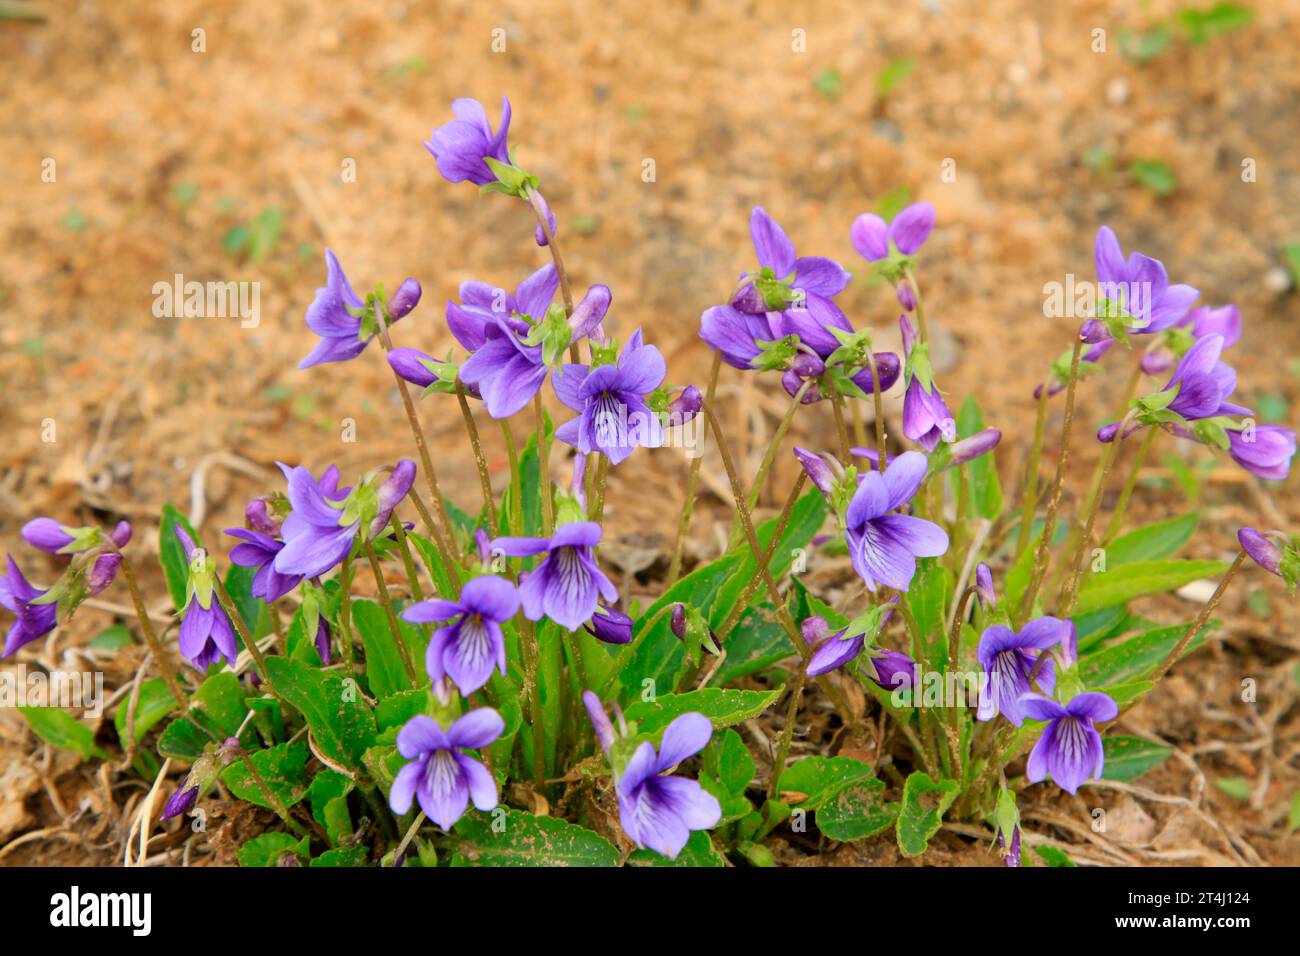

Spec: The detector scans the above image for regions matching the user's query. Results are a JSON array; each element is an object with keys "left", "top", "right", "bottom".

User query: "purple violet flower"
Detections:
[
  {"left": 387, "top": 347, "right": 440, "bottom": 389},
  {"left": 1, "top": 556, "right": 58, "bottom": 658},
  {"left": 850, "top": 202, "right": 936, "bottom": 262},
  {"left": 613, "top": 711, "right": 722, "bottom": 859},
  {"left": 423, "top": 97, "right": 512, "bottom": 187},
  {"left": 900, "top": 316, "right": 956, "bottom": 451},
  {"left": 225, "top": 527, "right": 301, "bottom": 604},
  {"left": 844, "top": 451, "right": 949, "bottom": 592},
  {"left": 272, "top": 460, "right": 415, "bottom": 580},
  {"left": 1021, "top": 691, "right": 1118, "bottom": 794},
  {"left": 87, "top": 552, "right": 122, "bottom": 595},
  {"left": 20, "top": 518, "right": 76, "bottom": 554},
  {"left": 974, "top": 564, "right": 996, "bottom": 608},
  {"left": 389, "top": 710, "right": 503, "bottom": 830},
  {"left": 1082, "top": 226, "right": 1198, "bottom": 340},
  {"left": 403, "top": 575, "right": 520, "bottom": 696},
  {"left": 161, "top": 785, "right": 199, "bottom": 821},
  {"left": 1238, "top": 527, "right": 1282, "bottom": 575},
  {"left": 1158, "top": 334, "right": 1250, "bottom": 422},
  {"left": 492, "top": 522, "right": 617, "bottom": 632},
  {"left": 976, "top": 617, "right": 1067, "bottom": 726},
  {"left": 245, "top": 498, "right": 281, "bottom": 537},
  {"left": 552, "top": 330, "right": 666, "bottom": 464},
  {"left": 173, "top": 527, "right": 239, "bottom": 672},
  {"left": 1228, "top": 424, "right": 1295, "bottom": 480},
  {"left": 299, "top": 251, "right": 416, "bottom": 370},
  {"left": 585, "top": 605, "right": 633, "bottom": 645}
]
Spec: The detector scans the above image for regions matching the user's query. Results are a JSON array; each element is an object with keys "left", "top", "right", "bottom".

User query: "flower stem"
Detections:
[
  {"left": 824, "top": 375, "right": 852, "bottom": 463},
  {"left": 1017, "top": 336, "right": 1083, "bottom": 623},
  {"left": 407, "top": 490, "right": 461, "bottom": 591},
  {"left": 767, "top": 663, "right": 809, "bottom": 800},
  {"left": 1101, "top": 424, "right": 1159, "bottom": 544},
  {"left": 518, "top": 616, "right": 547, "bottom": 791},
  {"left": 906, "top": 271, "right": 930, "bottom": 344},
  {"left": 729, "top": 379, "right": 808, "bottom": 546},
  {"left": 587, "top": 453, "right": 609, "bottom": 525},
  {"left": 362, "top": 540, "right": 419, "bottom": 688},
  {"left": 212, "top": 577, "right": 275, "bottom": 695},
  {"left": 534, "top": 392, "right": 555, "bottom": 534},
  {"left": 1056, "top": 442, "right": 1120, "bottom": 616},
  {"left": 666, "top": 352, "right": 722, "bottom": 586},
  {"left": 389, "top": 514, "right": 426, "bottom": 604},
  {"left": 524, "top": 186, "right": 580, "bottom": 364},
  {"left": 1146, "top": 550, "right": 1246, "bottom": 689},
  {"left": 238, "top": 748, "right": 307, "bottom": 836},
  {"left": 1015, "top": 382, "right": 1050, "bottom": 558},
  {"left": 456, "top": 380, "right": 498, "bottom": 531},
  {"left": 499, "top": 419, "right": 524, "bottom": 535},
  {"left": 116, "top": 554, "right": 187, "bottom": 711},
  {"left": 337, "top": 556, "right": 356, "bottom": 675},
  {"left": 863, "top": 351, "right": 889, "bottom": 468}
]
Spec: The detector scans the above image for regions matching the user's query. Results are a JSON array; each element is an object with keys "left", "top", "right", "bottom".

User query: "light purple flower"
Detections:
[
  {"left": 614, "top": 712, "right": 722, "bottom": 859},
  {"left": 446, "top": 264, "right": 556, "bottom": 353},
  {"left": 387, "top": 347, "right": 440, "bottom": 389},
  {"left": 403, "top": 575, "right": 520, "bottom": 695},
  {"left": 1085, "top": 225, "right": 1198, "bottom": 337},
  {"left": 20, "top": 518, "right": 76, "bottom": 554},
  {"left": 850, "top": 202, "right": 936, "bottom": 261},
  {"left": 1228, "top": 424, "right": 1295, "bottom": 480},
  {"left": 844, "top": 451, "right": 949, "bottom": 592},
  {"left": 178, "top": 597, "right": 239, "bottom": 672},
  {"left": 552, "top": 330, "right": 666, "bottom": 464},
  {"left": 389, "top": 710, "right": 503, "bottom": 830},
  {"left": 423, "top": 97, "right": 512, "bottom": 187},
  {"left": 583, "top": 690, "right": 617, "bottom": 755},
  {"left": 299, "top": 251, "right": 415, "bottom": 370},
  {"left": 1, "top": 556, "right": 58, "bottom": 658},
  {"left": 1021, "top": 691, "right": 1118, "bottom": 794},
  {"left": 492, "top": 522, "right": 618, "bottom": 631},
  {"left": 793, "top": 446, "right": 837, "bottom": 497},
  {"left": 273, "top": 460, "right": 415, "bottom": 579},
  {"left": 900, "top": 317, "right": 956, "bottom": 452},
  {"left": 668, "top": 385, "right": 702, "bottom": 424},
  {"left": 1238, "top": 527, "right": 1281, "bottom": 575},
  {"left": 976, "top": 617, "right": 1066, "bottom": 726},
  {"left": 975, "top": 564, "right": 995, "bottom": 608}
]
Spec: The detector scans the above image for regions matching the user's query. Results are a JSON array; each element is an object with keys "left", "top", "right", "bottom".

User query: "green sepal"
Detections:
[{"left": 750, "top": 335, "right": 800, "bottom": 372}]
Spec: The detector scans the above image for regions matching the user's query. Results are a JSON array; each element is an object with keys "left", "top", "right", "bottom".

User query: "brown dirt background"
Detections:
[{"left": 1, "top": 0, "right": 1298, "bottom": 865}]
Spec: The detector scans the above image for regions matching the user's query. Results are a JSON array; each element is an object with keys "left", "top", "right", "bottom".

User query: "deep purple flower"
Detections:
[
  {"left": 1, "top": 556, "right": 58, "bottom": 658},
  {"left": 850, "top": 202, "right": 936, "bottom": 261},
  {"left": 20, "top": 518, "right": 76, "bottom": 554},
  {"left": 178, "top": 593, "right": 239, "bottom": 671},
  {"left": 225, "top": 527, "right": 301, "bottom": 603},
  {"left": 387, "top": 347, "right": 440, "bottom": 389},
  {"left": 314, "top": 617, "right": 332, "bottom": 665},
  {"left": 844, "top": 451, "right": 949, "bottom": 592},
  {"left": 387, "top": 278, "right": 423, "bottom": 320},
  {"left": 976, "top": 617, "right": 1066, "bottom": 726},
  {"left": 1159, "top": 334, "right": 1250, "bottom": 422},
  {"left": 492, "top": 522, "right": 617, "bottom": 631},
  {"left": 552, "top": 330, "right": 666, "bottom": 464},
  {"left": 273, "top": 460, "right": 414, "bottom": 579},
  {"left": 997, "top": 821, "right": 1021, "bottom": 867},
  {"left": 1085, "top": 225, "right": 1198, "bottom": 337},
  {"left": 1238, "top": 527, "right": 1281, "bottom": 575},
  {"left": 446, "top": 264, "right": 555, "bottom": 353},
  {"left": 299, "top": 251, "right": 414, "bottom": 370},
  {"left": 423, "top": 97, "right": 512, "bottom": 187},
  {"left": 701, "top": 207, "right": 852, "bottom": 367},
  {"left": 389, "top": 710, "right": 503, "bottom": 830},
  {"left": 1021, "top": 691, "right": 1118, "bottom": 794},
  {"left": 585, "top": 605, "right": 633, "bottom": 645},
  {"left": 614, "top": 711, "right": 722, "bottom": 859},
  {"left": 403, "top": 575, "right": 520, "bottom": 695},
  {"left": 668, "top": 385, "right": 702, "bottom": 424},
  {"left": 1228, "top": 424, "right": 1295, "bottom": 480},
  {"left": 161, "top": 785, "right": 199, "bottom": 821},
  {"left": 900, "top": 316, "right": 956, "bottom": 452}
]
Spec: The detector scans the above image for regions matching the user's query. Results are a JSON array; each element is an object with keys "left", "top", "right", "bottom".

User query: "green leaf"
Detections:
[
  {"left": 1178, "top": 3, "right": 1253, "bottom": 44},
  {"left": 957, "top": 395, "right": 1003, "bottom": 520},
  {"left": 375, "top": 688, "right": 427, "bottom": 733},
  {"left": 711, "top": 604, "right": 795, "bottom": 685},
  {"left": 1072, "top": 605, "right": 1129, "bottom": 651},
  {"left": 1097, "top": 680, "right": 1154, "bottom": 710},
  {"left": 1034, "top": 845, "right": 1076, "bottom": 867},
  {"left": 1080, "top": 620, "right": 1217, "bottom": 687},
  {"left": 19, "top": 708, "right": 110, "bottom": 761},
  {"left": 1215, "top": 776, "right": 1251, "bottom": 802},
  {"left": 1099, "top": 736, "right": 1173, "bottom": 782},
  {"left": 701, "top": 728, "right": 755, "bottom": 798},
  {"left": 351, "top": 599, "right": 417, "bottom": 699},
  {"left": 238, "top": 832, "right": 310, "bottom": 867},
  {"left": 222, "top": 740, "right": 309, "bottom": 809},
  {"left": 623, "top": 687, "right": 782, "bottom": 736},
  {"left": 1129, "top": 159, "right": 1177, "bottom": 198},
  {"left": 813, "top": 67, "right": 842, "bottom": 101},
  {"left": 246, "top": 207, "right": 283, "bottom": 263},
  {"left": 1107, "top": 514, "right": 1198, "bottom": 565},
  {"left": 1005, "top": 527, "right": 1042, "bottom": 613},
  {"left": 311, "top": 846, "right": 369, "bottom": 867},
  {"left": 307, "top": 770, "right": 353, "bottom": 842},
  {"left": 896, "top": 772, "right": 959, "bottom": 857},
  {"left": 223, "top": 564, "right": 268, "bottom": 639},
  {"left": 818, "top": 777, "right": 898, "bottom": 842},
  {"left": 159, "top": 504, "right": 199, "bottom": 610},
  {"left": 777, "top": 755, "right": 875, "bottom": 809},
  {"left": 114, "top": 679, "right": 176, "bottom": 747},
  {"left": 715, "top": 492, "right": 827, "bottom": 614},
  {"left": 1074, "top": 559, "right": 1230, "bottom": 615},
  {"left": 449, "top": 809, "right": 620, "bottom": 866},
  {"left": 264, "top": 656, "right": 377, "bottom": 768},
  {"left": 627, "top": 830, "right": 726, "bottom": 867},
  {"left": 89, "top": 625, "right": 134, "bottom": 650},
  {"left": 908, "top": 558, "right": 951, "bottom": 659},
  {"left": 876, "top": 57, "right": 913, "bottom": 97}
]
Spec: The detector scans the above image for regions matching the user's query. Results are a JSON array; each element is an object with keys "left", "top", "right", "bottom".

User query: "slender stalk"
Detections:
[
  {"left": 408, "top": 490, "right": 461, "bottom": 591},
  {"left": 667, "top": 353, "right": 722, "bottom": 585},
  {"left": 1145, "top": 550, "right": 1246, "bottom": 689},
  {"left": 371, "top": 319, "right": 460, "bottom": 566},
  {"left": 906, "top": 271, "right": 930, "bottom": 343},
  {"left": 362, "top": 541, "right": 419, "bottom": 687},
  {"left": 863, "top": 351, "right": 888, "bottom": 468},
  {"left": 116, "top": 555, "right": 187, "bottom": 710},
  {"left": 767, "top": 663, "right": 809, "bottom": 800},
  {"left": 524, "top": 186, "right": 580, "bottom": 364},
  {"left": 456, "top": 380, "right": 498, "bottom": 530},
  {"left": 534, "top": 392, "right": 555, "bottom": 534},
  {"left": 391, "top": 811, "right": 426, "bottom": 865},
  {"left": 1057, "top": 444, "right": 1120, "bottom": 616},
  {"left": 728, "top": 379, "right": 808, "bottom": 546},
  {"left": 518, "top": 617, "right": 547, "bottom": 791},
  {"left": 389, "top": 514, "right": 426, "bottom": 604},
  {"left": 213, "top": 578, "right": 277, "bottom": 697},
  {"left": 1015, "top": 383, "right": 1050, "bottom": 557},
  {"left": 337, "top": 556, "right": 357, "bottom": 676},
  {"left": 824, "top": 376, "right": 852, "bottom": 463},
  {"left": 588, "top": 453, "right": 609, "bottom": 525},
  {"left": 1101, "top": 425, "right": 1159, "bottom": 544},
  {"left": 1017, "top": 337, "right": 1083, "bottom": 622},
  {"left": 499, "top": 419, "right": 524, "bottom": 535}
]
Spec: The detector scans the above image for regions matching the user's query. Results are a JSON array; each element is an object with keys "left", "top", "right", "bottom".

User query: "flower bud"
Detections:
[
  {"left": 387, "top": 347, "right": 439, "bottom": 388},
  {"left": 668, "top": 385, "right": 702, "bottom": 423},
  {"left": 87, "top": 552, "right": 122, "bottom": 595},
  {"left": 387, "top": 278, "right": 423, "bottom": 320},
  {"left": 949, "top": 428, "right": 1001, "bottom": 466},
  {"left": 532, "top": 191, "right": 557, "bottom": 247},
  {"left": 790, "top": 352, "right": 825, "bottom": 378},
  {"left": 245, "top": 497, "right": 281, "bottom": 537},
  {"left": 975, "top": 563, "right": 995, "bottom": 608},
  {"left": 896, "top": 282, "right": 916, "bottom": 311},
  {"left": 22, "top": 518, "right": 76, "bottom": 554},
  {"left": 782, "top": 369, "right": 821, "bottom": 403},
  {"left": 729, "top": 279, "right": 767, "bottom": 315},
  {"left": 793, "top": 447, "right": 836, "bottom": 497},
  {"left": 109, "top": 520, "right": 132, "bottom": 548},
  {"left": 670, "top": 603, "right": 687, "bottom": 640},
  {"left": 569, "top": 285, "right": 611, "bottom": 341},
  {"left": 851, "top": 352, "right": 901, "bottom": 394},
  {"left": 1238, "top": 527, "right": 1282, "bottom": 576},
  {"left": 585, "top": 605, "right": 633, "bottom": 645},
  {"left": 161, "top": 785, "right": 199, "bottom": 820}
]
